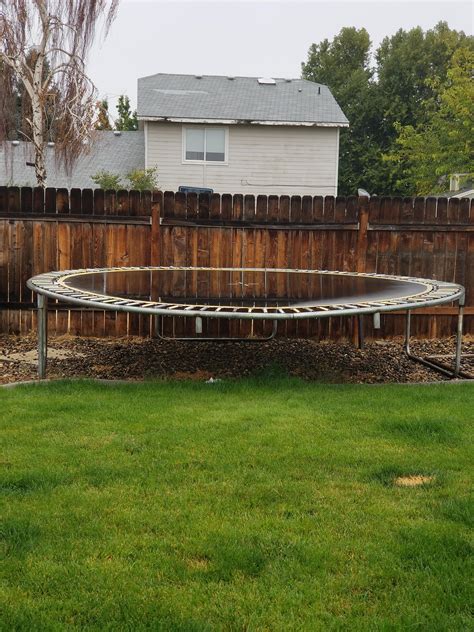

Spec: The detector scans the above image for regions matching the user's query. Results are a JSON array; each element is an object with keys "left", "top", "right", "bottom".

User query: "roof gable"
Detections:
[
  {"left": 137, "top": 74, "right": 348, "bottom": 127},
  {"left": 0, "top": 131, "right": 144, "bottom": 189}
]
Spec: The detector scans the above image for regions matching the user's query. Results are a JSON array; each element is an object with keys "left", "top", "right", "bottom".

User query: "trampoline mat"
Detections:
[{"left": 62, "top": 269, "right": 427, "bottom": 309}]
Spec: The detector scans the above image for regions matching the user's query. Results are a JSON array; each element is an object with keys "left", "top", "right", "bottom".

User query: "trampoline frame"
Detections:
[{"left": 27, "top": 266, "right": 467, "bottom": 380}]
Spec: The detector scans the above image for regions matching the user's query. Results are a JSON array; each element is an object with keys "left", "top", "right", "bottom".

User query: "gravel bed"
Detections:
[{"left": 0, "top": 334, "right": 473, "bottom": 385}]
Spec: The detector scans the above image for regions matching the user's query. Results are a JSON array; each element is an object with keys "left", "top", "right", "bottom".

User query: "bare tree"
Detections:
[{"left": 0, "top": 1, "right": 118, "bottom": 187}]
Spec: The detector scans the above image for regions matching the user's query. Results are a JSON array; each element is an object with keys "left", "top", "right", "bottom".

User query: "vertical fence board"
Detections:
[
  {"left": 0, "top": 187, "right": 7, "bottom": 212},
  {"left": 70, "top": 189, "right": 82, "bottom": 214},
  {"left": 267, "top": 195, "right": 279, "bottom": 223},
  {"left": 116, "top": 190, "right": 130, "bottom": 216},
  {"left": 56, "top": 188, "right": 69, "bottom": 214},
  {"left": 20, "top": 187, "right": 33, "bottom": 214},
  {"left": 198, "top": 193, "right": 210, "bottom": 220},
  {"left": 279, "top": 196, "right": 290, "bottom": 223}
]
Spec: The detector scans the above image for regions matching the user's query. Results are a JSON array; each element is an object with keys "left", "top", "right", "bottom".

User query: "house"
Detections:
[
  {"left": 0, "top": 131, "right": 144, "bottom": 189},
  {"left": 0, "top": 74, "right": 348, "bottom": 196},
  {"left": 138, "top": 73, "right": 348, "bottom": 196},
  {"left": 443, "top": 174, "right": 474, "bottom": 199}
]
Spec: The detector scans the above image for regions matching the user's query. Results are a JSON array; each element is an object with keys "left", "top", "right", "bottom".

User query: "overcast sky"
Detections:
[{"left": 87, "top": 0, "right": 473, "bottom": 119}]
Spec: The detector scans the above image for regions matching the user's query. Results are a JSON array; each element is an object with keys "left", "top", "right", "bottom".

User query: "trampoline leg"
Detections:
[
  {"left": 37, "top": 294, "right": 48, "bottom": 379},
  {"left": 454, "top": 301, "right": 464, "bottom": 377},
  {"left": 404, "top": 300, "right": 469, "bottom": 379},
  {"left": 357, "top": 314, "right": 365, "bottom": 350},
  {"left": 404, "top": 310, "right": 411, "bottom": 357}
]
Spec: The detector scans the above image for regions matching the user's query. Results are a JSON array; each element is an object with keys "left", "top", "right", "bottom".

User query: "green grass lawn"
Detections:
[{"left": 1, "top": 376, "right": 473, "bottom": 631}]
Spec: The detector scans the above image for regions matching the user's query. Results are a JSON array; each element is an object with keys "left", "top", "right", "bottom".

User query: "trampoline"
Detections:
[{"left": 27, "top": 266, "right": 467, "bottom": 379}]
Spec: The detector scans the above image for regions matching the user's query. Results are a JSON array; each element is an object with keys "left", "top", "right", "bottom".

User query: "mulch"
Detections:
[{"left": 1, "top": 334, "right": 473, "bottom": 385}]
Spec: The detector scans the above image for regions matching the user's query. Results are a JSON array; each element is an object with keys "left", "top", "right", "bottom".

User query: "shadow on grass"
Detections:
[
  {"left": 379, "top": 419, "right": 460, "bottom": 445},
  {"left": 0, "top": 471, "right": 70, "bottom": 495},
  {"left": 398, "top": 525, "right": 472, "bottom": 572},
  {"left": 193, "top": 533, "right": 268, "bottom": 582},
  {"left": 438, "top": 497, "right": 474, "bottom": 528},
  {"left": 0, "top": 517, "right": 41, "bottom": 557}
]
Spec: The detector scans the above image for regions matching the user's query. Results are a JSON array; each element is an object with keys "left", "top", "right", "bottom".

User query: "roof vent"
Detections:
[
  {"left": 195, "top": 75, "right": 202, "bottom": 79},
  {"left": 113, "top": 130, "right": 121, "bottom": 136},
  {"left": 47, "top": 141, "right": 55, "bottom": 147},
  {"left": 11, "top": 140, "right": 19, "bottom": 146},
  {"left": 285, "top": 78, "right": 292, "bottom": 82},
  {"left": 298, "top": 88, "right": 302, "bottom": 92},
  {"left": 258, "top": 77, "right": 276, "bottom": 85},
  {"left": 227, "top": 76, "right": 235, "bottom": 80}
]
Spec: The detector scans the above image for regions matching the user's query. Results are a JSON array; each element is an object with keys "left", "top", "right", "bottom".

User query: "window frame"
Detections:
[{"left": 182, "top": 126, "right": 229, "bottom": 165}]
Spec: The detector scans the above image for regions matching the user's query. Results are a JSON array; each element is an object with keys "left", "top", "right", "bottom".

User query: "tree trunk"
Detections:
[
  {"left": 33, "top": 143, "right": 47, "bottom": 188},
  {"left": 31, "top": 92, "right": 46, "bottom": 187},
  {"left": 28, "top": 41, "right": 47, "bottom": 187}
]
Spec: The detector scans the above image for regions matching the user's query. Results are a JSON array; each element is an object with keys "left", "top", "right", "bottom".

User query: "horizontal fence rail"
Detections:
[{"left": 0, "top": 186, "right": 473, "bottom": 340}]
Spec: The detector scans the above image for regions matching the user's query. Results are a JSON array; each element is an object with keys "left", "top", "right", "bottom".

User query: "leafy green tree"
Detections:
[
  {"left": 302, "top": 27, "right": 372, "bottom": 90},
  {"left": 115, "top": 95, "right": 138, "bottom": 131},
  {"left": 95, "top": 99, "right": 112, "bottom": 130},
  {"left": 372, "top": 22, "right": 470, "bottom": 192},
  {"left": 385, "top": 47, "right": 474, "bottom": 194},
  {"left": 302, "top": 21, "right": 471, "bottom": 195},
  {"left": 127, "top": 167, "right": 158, "bottom": 191},
  {"left": 302, "top": 27, "right": 382, "bottom": 195},
  {"left": 376, "top": 22, "right": 469, "bottom": 136},
  {"left": 91, "top": 170, "right": 122, "bottom": 189}
]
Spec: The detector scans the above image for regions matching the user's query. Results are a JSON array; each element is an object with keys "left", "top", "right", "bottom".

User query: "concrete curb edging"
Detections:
[{"left": 1, "top": 377, "right": 473, "bottom": 389}]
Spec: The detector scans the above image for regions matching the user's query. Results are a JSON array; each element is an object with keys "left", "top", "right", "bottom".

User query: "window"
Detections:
[
  {"left": 205, "top": 128, "right": 225, "bottom": 161},
  {"left": 184, "top": 127, "right": 227, "bottom": 163},
  {"left": 185, "top": 128, "right": 205, "bottom": 161}
]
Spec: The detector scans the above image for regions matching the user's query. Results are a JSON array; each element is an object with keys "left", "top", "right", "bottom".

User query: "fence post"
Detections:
[
  {"left": 150, "top": 189, "right": 162, "bottom": 265},
  {"left": 354, "top": 195, "right": 370, "bottom": 346},
  {"left": 356, "top": 195, "right": 369, "bottom": 273}
]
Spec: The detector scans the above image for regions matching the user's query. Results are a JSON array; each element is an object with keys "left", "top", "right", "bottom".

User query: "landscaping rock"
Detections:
[{"left": 0, "top": 333, "right": 472, "bottom": 384}]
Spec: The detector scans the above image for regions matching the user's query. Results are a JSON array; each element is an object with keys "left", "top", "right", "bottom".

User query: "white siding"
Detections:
[{"left": 147, "top": 122, "right": 340, "bottom": 196}]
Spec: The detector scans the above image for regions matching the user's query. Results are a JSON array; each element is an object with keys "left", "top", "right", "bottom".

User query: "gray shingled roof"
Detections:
[
  {"left": 137, "top": 74, "right": 348, "bottom": 126},
  {"left": 0, "top": 131, "right": 144, "bottom": 189}
]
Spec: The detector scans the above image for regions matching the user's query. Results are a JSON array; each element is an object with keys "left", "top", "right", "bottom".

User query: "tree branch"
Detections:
[{"left": 17, "top": 128, "right": 33, "bottom": 143}]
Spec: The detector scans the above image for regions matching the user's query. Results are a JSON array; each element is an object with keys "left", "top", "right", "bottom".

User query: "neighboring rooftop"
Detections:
[
  {"left": 0, "top": 131, "right": 144, "bottom": 189},
  {"left": 447, "top": 174, "right": 474, "bottom": 199},
  {"left": 137, "top": 73, "right": 349, "bottom": 126},
  {"left": 437, "top": 174, "right": 474, "bottom": 199},
  {"left": 445, "top": 188, "right": 474, "bottom": 199}
]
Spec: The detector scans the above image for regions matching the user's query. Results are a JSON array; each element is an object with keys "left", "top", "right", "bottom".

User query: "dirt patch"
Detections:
[
  {"left": 0, "top": 348, "right": 85, "bottom": 366},
  {"left": 186, "top": 556, "right": 211, "bottom": 570},
  {"left": 171, "top": 370, "right": 215, "bottom": 381},
  {"left": 0, "top": 333, "right": 473, "bottom": 385},
  {"left": 394, "top": 475, "right": 435, "bottom": 487}
]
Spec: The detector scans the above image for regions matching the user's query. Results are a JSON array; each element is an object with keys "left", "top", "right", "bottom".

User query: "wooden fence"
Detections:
[{"left": 0, "top": 186, "right": 473, "bottom": 340}]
